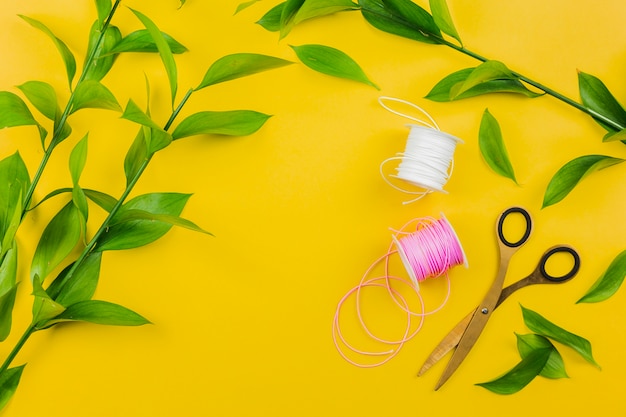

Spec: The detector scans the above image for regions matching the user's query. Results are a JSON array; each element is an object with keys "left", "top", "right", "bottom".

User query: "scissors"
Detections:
[{"left": 418, "top": 206, "right": 581, "bottom": 390}]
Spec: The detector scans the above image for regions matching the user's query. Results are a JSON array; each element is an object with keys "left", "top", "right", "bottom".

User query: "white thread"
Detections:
[{"left": 378, "top": 96, "right": 463, "bottom": 204}]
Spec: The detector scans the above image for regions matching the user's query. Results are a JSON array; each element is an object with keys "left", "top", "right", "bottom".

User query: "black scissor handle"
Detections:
[
  {"left": 539, "top": 246, "right": 581, "bottom": 282},
  {"left": 497, "top": 207, "right": 532, "bottom": 248}
]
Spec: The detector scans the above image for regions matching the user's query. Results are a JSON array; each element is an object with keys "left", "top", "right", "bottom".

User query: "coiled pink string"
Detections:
[{"left": 332, "top": 215, "right": 467, "bottom": 368}]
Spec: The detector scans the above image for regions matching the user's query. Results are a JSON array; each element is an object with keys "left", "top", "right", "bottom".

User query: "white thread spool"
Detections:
[{"left": 378, "top": 97, "right": 463, "bottom": 204}]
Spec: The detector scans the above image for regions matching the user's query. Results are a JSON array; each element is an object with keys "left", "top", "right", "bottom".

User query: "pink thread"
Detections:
[{"left": 332, "top": 215, "right": 467, "bottom": 368}]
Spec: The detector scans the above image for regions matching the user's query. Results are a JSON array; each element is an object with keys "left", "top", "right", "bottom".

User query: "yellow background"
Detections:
[{"left": 1, "top": 0, "right": 625, "bottom": 415}]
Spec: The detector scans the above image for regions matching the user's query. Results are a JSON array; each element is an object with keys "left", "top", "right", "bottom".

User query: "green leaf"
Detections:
[
  {"left": 577, "top": 250, "right": 626, "bottom": 303},
  {"left": 450, "top": 61, "right": 516, "bottom": 98},
  {"left": 70, "top": 80, "right": 121, "bottom": 114},
  {"left": 0, "top": 153, "right": 30, "bottom": 258},
  {"left": 46, "top": 300, "right": 150, "bottom": 327},
  {"left": 47, "top": 252, "right": 102, "bottom": 306},
  {"left": 19, "top": 15, "right": 76, "bottom": 88},
  {"left": 146, "top": 127, "right": 173, "bottom": 154},
  {"left": 30, "top": 202, "right": 83, "bottom": 282},
  {"left": 290, "top": 44, "right": 379, "bottom": 89},
  {"left": 542, "top": 155, "right": 625, "bottom": 208},
  {"left": 293, "top": 0, "right": 359, "bottom": 25},
  {"left": 429, "top": 0, "right": 461, "bottom": 44},
  {"left": 476, "top": 347, "right": 551, "bottom": 395},
  {"left": 84, "top": 22, "right": 122, "bottom": 82},
  {"left": 279, "top": 0, "right": 306, "bottom": 38},
  {"left": 0, "top": 284, "right": 17, "bottom": 342},
  {"left": 521, "top": 305, "right": 599, "bottom": 368},
  {"left": 124, "top": 127, "right": 149, "bottom": 187},
  {"left": 0, "top": 243, "right": 19, "bottom": 341},
  {"left": 94, "top": 193, "right": 191, "bottom": 251},
  {"left": 0, "top": 91, "right": 43, "bottom": 133},
  {"left": 108, "top": 209, "right": 212, "bottom": 235},
  {"left": 196, "top": 53, "right": 293, "bottom": 90},
  {"left": 359, "top": 0, "right": 441, "bottom": 44},
  {"left": 0, "top": 365, "right": 25, "bottom": 411},
  {"left": 256, "top": 2, "right": 284, "bottom": 32},
  {"left": 94, "top": 0, "right": 112, "bottom": 28},
  {"left": 130, "top": 9, "right": 178, "bottom": 105},
  {"left": 31, "top": 274, "right": 66, "bottom": 327},
  {"left": 516, "top": 333, "right": 568, "bottom": 379},
  {"left": 172, "top": 110, "right": 271, "bottom": 139},
  {"left": 425, "top": 67, "right": 542, "bottom": 101},
  {"left": 121, "top": 99, "right": 161, "bottom": 130},
  {"left": 179, "top": 0, "right": 186, "bottom": 8},
  {"left": 478, "top": 109, "right": 517, "bottom": 183},
  {"left": 69, "top": 134, "right": 88, "bottom": 186},
  {"left": 16, "top": 80, "right": 60, "bottom": 121},
  {"left": 84, "top": 189, "right": 117, "bottom": 212},
  {"left": 578, "top": 71, "right": 626, "bottom": 133},
  {"left": 603, "top": 128, "right": 626, "bottom": 142},
  {"left": 235, "top": 0, "right": 261, "bottom": 14},
  {"left": 108, "top": 29, "right": 188, "bottom": 55}
]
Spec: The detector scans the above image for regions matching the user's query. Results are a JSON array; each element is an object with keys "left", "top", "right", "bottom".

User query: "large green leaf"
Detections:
[
  {"left": 16, "top": 80, "right": 60, "bottom": 121},
  {"left": 19, "top": 15, "right": 76, "bottom": 88},
  {"left": 290, "top": 44, "right": 379, "bottom": 89},
  {"left": 0, "top": 92, "right": 45, "bottom": 141},
  {"left": 294, "top": 0, "right": 359, "bottom": 25},
  {"left": 47, "top": 252, "right": 102, "bottom": 306},
  {"left": 577, "top": 250, "right": 626, "bottom": 304},
  {"left": 30, "top": 202, "right": 83, "bottom": 282},
  {"left": 476, "top": 347, "right": 551, "bottom": 395},
  {"left": 108, "top": 29, "right": 188, "bottom": 55},
  {"left": 172, "top": 110, "right": 271, "bottom": 139},
  {"left": 70, "top": 80, "right": 121, "bottom": 114},
  {"left": 84, "top": 22, "right": 122, "bottom": 82},
  {"left": 45, "top": 300, "right": 150, "bottom": 327},
  {"left": 578, "top": 71, "right": 626, "bottom": 133},
  {"left": 542, "top": 155, "right": 624, "bottom": 208},
  {"left": 516, "top": 333, "right": 568, "bottom": 379},
  {"left": 429, "top": 0, "right": 460, "bottom": 44},
  {"left": 130, "top": 9, "right": 178, "bottom": 105},
  {"left": 359, "top": 0, "right": 440, "bottom": 44},
  {"left": 256, "top": 2, "right": 285, "bottom": 31},
  {"left": 196, "top": 53, "right": 293, "bottom": 90},
  {"left": 521, "top": 305, "right": 599, "bottom": 368},
  {"left": 94, "top": 193, "right": 191, "bottom": 251},
  {"left": 0, "top": 365, "right": 26, "bottom": 411},
  {"left": 450, "top": 61, "right": 515, "bottom": 98},
  {"left": 478, "top": 109, "right": 517, "bottom": 183}
]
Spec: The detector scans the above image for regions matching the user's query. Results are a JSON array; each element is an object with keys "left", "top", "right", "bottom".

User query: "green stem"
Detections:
[
  {"left": 0, "top": 325, "right": 35, "bottom": 375},
  {"left": 22, "top": 0, "right": 123, "bottom": 214},
  {"left": 435, "top": 37, "right": 625, "bottom": 131}
]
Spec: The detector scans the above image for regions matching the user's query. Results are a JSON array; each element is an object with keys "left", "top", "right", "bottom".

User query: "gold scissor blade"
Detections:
[
  {"left": 418, "top": 309, "right": 475, "bottom": 376},
  {"left": 434, "top": 306, "right": 492, "bottom": 390}
]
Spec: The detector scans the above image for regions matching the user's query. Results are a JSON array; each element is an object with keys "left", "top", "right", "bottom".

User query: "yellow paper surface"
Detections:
[{"left": 1, "top": 0, "right": 625, "bottom": 415}]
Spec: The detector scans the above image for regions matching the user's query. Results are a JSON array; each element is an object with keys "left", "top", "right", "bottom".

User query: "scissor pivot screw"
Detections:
[{"left": 481, "top": 308, "right": 489, "bottom": 314}]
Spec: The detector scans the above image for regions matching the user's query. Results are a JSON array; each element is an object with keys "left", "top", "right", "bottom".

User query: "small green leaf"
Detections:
[
  {"left": 19, "top": 15, "right": 76, "bottom": 88},
  {"left": 235, "top": 0, "right": 261, "bottom": 14},
  {"left": 84, "top": 22, "right": 122, "bottom": 82},
  {"left": 70, "top": 80, "right": 121, "bottom": 114},
  {"left": 0, "top": 152, "right": 31, "bottom": 225},
  {"left": 479, "top": 109, "right": 517, "bottom": 183},
  {"left": 578, "top": 71, "right": 626, "bottom": 133},
  {"left": 17, "top": 81, "right": 60, "bottom": 121},
  {"left": 359, "top": 0, "right": 441, "bottom": 44},
  {"left": 451, "top": 61, "right": 515, "bottom": 98},
  {"left": 521, "top": 305, "right": 599, "bottom": 368},
  {"left": 429, "top": 0, "right": 461, "bottom": 44},
  {"left": 603, "top": 128, "right": 626, "bottom": 142},
  {"left": 577, "top": 250, "right": 626, "bottom": 303},
  {"left": 146, "top": 127, "right": 172, "bottom": 154},
  {"left": 94, "top": 193, "right": 191, "bottom": 252},
  {"left": 476, "top": 347, "right": 551, "bottom": 395},
  {"left": 290, "top": 44, "right": 379, "bottom": 89},
  {"left": 542, "top": 155, "right": 625, "bottom": 208},
  {"left": 121, "top": 99, "right": 161, "bottom": 130},
  {"left": 84, "top": 189, "right": 117, "bottom": 212},
  {"left": 32, "top": 274, "right": 66, "bottom": 327},
  {"left": 124, "top": 128, "right": 149, "bottom": 186},
  {"left": 293, "top": 0, "right": 359, "bottom": 25},
  {"left": 108, "top": 29, "right": 188, "bottom": 55},
  {"left": 94, "top": 0, "right": 112, "bottom": 28},
  {"left": 31, "top": 202, "right": 83, "bottom": 282},
  {"left": 108, "top": 209, "right": 212, "bottom": 235},
  {"left": 425, "top": 67, "right": 542, "bottom": 101},
  {"left": 0, "top": 365, "right": 26, "bottom": 411},
  {"left": 279, "top": 0, "right": 306, "bottom": 38},
  {"left": 130, "top": 9, "right": 178, "bottom": 105},
  {"left": 69, "top": 134, "right": 88, "bottom": 186},
  {"left": 0, "top": 242, "right": 19, "bottom": 341},
  {"left": 516, "top": 333, "right": 568, "bottom": 379},
  {"left": 256, "top": 2, "right": 284, "bottom": 32},
  {"left": 47, "top": 252, "right": 102, "bottom": 306},
  {"left": 0, "top": 284, "right": 17, "bottom": 342},
  {"left": 172, "top": 110, "right": 271, "bottom": 139},
  {"left": 179, "top": 0, "right": 186, "bottom": 7},
  {"left": 46, "top": 300, "right": 150, "bottom": 327},
  {"left": 196, "top": 53, "right": 293, "bottom": 90},
  {"left": 0, "top": 91, "right": 43, "bottom": 133}
]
